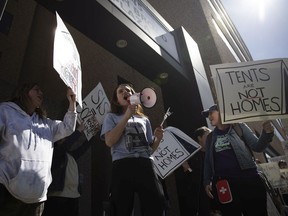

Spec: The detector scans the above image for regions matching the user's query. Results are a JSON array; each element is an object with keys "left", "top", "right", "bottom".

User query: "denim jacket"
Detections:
[{"left": 203, "top": 123, "right": 274, "bottom": 187}]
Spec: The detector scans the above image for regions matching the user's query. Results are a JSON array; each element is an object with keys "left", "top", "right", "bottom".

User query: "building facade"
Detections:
[{"left": 0, "top": 0, "right": 286, "bottom": 215}]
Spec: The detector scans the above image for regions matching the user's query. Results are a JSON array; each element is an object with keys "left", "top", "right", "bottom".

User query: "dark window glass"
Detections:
[
  {"left": 0, "top": 0, "right": 8, "bottom": 21},
  {"left": 0, "top": 11, "right": 13, "bottom": 35},
  {"left": 117, "top": 76, "right": 132, "bottom": 86}
]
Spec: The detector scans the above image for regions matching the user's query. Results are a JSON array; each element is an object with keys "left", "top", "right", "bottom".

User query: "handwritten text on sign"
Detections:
[
  {"left": 151, "top": 127, "right": 201, "bottom": 179},
  {"left": 76, "top": 83, "right": 110, "bottom": 140},
  {"left": 210, "top": 58, "right": 288, "bottom": 123},
  {"left": 53, "top": 12, "right": 82, "bottom": 106}
]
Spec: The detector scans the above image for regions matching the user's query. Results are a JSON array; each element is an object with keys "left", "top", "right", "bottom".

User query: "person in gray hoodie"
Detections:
[{"left": 0, "top": 82, "right": 77, "bottom": 216}]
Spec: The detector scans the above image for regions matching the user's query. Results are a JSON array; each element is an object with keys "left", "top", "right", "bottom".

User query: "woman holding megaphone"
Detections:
[{"left": 101, "top": 83, "right": 166, "bottom": 216}]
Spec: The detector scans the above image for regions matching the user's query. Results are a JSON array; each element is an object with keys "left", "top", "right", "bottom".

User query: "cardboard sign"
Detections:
[
  {"left": 258, "top": 162, "right": 282, "bottom": 188},
  {"left": 278, "top": 119, "right": 288, "bottom": 140},
  {"left": 53, "top": 12, "right": 82, "bottom": 107},
  {"left": 76, "top": 82, "right": 110, "bottom": 140},
  {"left": 210, "top": 58, "right": 288, "bottom": 123},
  {"left": 151, "top": 127, "right": 201, "bottom": 179}
]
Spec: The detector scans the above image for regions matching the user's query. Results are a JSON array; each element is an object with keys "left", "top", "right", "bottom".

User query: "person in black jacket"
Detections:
[
  {"left": 177, "top": 126, "right": 214, "bottom": 216},
  {"left": 43, "top": 122, "right": 94, "bottom": 216}
]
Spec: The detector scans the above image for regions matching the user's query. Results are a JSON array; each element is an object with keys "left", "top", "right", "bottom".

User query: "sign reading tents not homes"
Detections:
[{"left": 210, "top": 58, "right": 288, "bottom": 124}]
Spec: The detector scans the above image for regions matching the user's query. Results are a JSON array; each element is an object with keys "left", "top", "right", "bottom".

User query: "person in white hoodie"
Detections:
[{"left": 0, "top": 82, "right": 77, "bottom": 216}]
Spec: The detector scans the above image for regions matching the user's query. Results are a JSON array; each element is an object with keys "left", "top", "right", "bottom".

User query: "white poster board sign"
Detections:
[
  {"left": 151, "top": 127, "right": 201, "bottom": 179},
  {"left": 53, "top": 12, "right": 82, "bottom": 107},
  {"left": 258, "top": 162, "right": 282, "bottom": 188},
  {"left": 76, "top": 82, "right": 110, "bottom": 140},
  {"left": 282, "top": 140, "right": 288, "bottom": 155},
  {"left": 278, "top": 119, "right": 288, "bottom": 140},
  {"left": 268, "top": 155, "right": 288, "bottom": 191},
  {"left": 210, "top": 58, "right": 288, "bottom": 124}
]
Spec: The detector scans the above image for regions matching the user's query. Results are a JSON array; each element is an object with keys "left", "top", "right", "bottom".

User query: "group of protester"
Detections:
[{"left": 0, "top": 82, "right": 276, "bottom": 216}]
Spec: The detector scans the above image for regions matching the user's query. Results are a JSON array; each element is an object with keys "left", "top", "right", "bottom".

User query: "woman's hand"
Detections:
[
  {"left": 150, "top": 126, "right": 164, "bottom": 152},
  {"left": 262, "top": 120, "right": 274, "bottom": 133},
  {"left": 205, "top": 183, "right": 214, "bottom": 199},
  {"left": 77, "top": 121, "right": 85, "bottom": 132},
  {"left": 154, "top": 126, "right": 164, "bottom": 141},
  {"left": 124, "top": 104, "right": 137, "bottom": 119},
  {"left": 67, "top": 87, "right": 76, "bottom": 112},
  {"left": 182, "top": 161, "right": 192, "bottom": 173}
]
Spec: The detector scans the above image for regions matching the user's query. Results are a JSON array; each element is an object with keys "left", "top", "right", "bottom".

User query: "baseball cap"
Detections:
[{"left": 201, "top": 104, "right": 218, "bottom": 118}]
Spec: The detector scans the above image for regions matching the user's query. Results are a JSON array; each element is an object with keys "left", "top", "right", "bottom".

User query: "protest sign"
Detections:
[
  {"left": 267, "top": 155, "right": 288, "bottom": 189},
  {"left": 151, "top": 127, "right": 201, "bottom": 179},
  {"left": 53, "top": 12, "right": 82, "bottom": 107},
  {"left": 258, "top": 162, "right": 283, "bottom": 188},
  {"left": 269, "top": 155, "right": 288, "bottom": 167},
  {"left": 76, "top": 82, "right": 110, "bottom": 140},
  {"left": 210, "top": 58, "right": 288, "bottom": 124},
  {"left": 282, "top": 140, "right": 288, "bottom": 155},
  {"left": 278, "top": 119, "right": 288, "bottom": 140}
]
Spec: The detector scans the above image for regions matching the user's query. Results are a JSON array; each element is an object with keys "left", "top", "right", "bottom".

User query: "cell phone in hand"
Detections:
[{"left": 216, "top": 179, "right": 233, "bottom": 204}]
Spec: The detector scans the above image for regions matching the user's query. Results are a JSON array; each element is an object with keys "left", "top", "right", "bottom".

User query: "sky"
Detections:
[{"left": 221, "top": 0, "right": 288, "bottom": 61}]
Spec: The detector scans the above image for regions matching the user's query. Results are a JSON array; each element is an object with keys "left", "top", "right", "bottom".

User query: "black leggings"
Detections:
[
  {"left": 0, "top": 184, "right": 44, "bottom": 216},
  {"left": 111, "top": 158, "right": 166, "bottom": 216}
]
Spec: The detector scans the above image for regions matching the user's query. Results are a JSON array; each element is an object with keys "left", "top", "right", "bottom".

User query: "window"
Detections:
[{"left": 0, "top": 10, "right": 13, "bottom": 35}]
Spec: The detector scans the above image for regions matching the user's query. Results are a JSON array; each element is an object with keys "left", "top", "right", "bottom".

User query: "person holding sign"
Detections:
[
  {"left": 177, "top": 126, "right": 214, "bottom": 216},
  {"left": 43, "top": 122, "right": 93, "bottom": 216},
  {"left": 100, "top": 83, "right": 166, "bottom": 216},
  {"left": 0, "top": 82, "right": 77, "bottom": 216},
  {"left": 202, "top": 104, "right": 274, "bottom": 216}
]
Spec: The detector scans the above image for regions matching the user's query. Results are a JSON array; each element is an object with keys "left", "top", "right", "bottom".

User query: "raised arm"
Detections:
[{"left": 104, "top": 104, "right": 137, "bottom": 147}]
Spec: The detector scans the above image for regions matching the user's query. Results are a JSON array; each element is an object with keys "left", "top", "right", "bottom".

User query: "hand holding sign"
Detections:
[
  {"left": 160, "top": 107, "right": 173, "bottom": 126},
  {"left": 263, "top": 120, "right": 274, "bottom": 133},
  {"left": 152, "top": 107, "right": 172, "bottom": 145},
  {"left": 67, "top": 87, "right": 76, "bottom": 112}
]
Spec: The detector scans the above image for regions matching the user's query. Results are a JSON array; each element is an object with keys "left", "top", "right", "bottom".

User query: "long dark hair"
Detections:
[
  {"left": 110, "top": 83, "right": 145, "bottom": 117},
  {"left": 10, "top": 82, "right": 46, "bottom": 118}
]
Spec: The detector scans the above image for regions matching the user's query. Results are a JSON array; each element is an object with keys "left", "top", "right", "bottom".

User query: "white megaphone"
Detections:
[{"left": 128, "top": 87, "right": 157, "bottom": 108}]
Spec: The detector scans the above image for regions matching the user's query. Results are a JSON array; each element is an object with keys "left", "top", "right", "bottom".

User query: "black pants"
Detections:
[
  {"left": 42, "top": 196, "right": 79, "bottom": 216},
  {"left": 111, "top": 158, "right": 166, "bottom": 216},
  {"left": 212, "top": 175, "right": 267, "bottom": 216},
  {"left": 0, "top": 184, "right": 44, "bottom": 216}
]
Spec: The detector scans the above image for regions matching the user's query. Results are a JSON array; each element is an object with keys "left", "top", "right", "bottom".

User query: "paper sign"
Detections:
[
  {"left": 210, "top": 58, "right": 288, "bottom": 123},
  {"left": 76, "top": 82, "right": 110, "bottom": 140},
  {"left": 151, "top": 127, "right": 201, "bottom": 179},
  {"left": 278, "top": 119, "right": 288, "bottom": 140},
  {"left": 53, "top": 12, "right": 82, "bottom": 107},
  {"left": 258, "top": 162, "right": 282, "bottom": 188}
]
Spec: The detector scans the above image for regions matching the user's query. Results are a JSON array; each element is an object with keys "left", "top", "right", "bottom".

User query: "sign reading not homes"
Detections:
[
  {"left": 210, "top": 58, "right": 288, "bottom": 124},
  {"left": 151, "top": 127, "right": 201, "bottom": 179}
]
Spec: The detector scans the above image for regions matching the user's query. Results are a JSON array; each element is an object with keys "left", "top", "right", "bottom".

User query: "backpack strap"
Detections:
[
  {"left": 232, "top": 123, "right": 255, "bottom": 161},
  {"left": 232, "top": 123, "right": 244, "bottom": 140}
]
